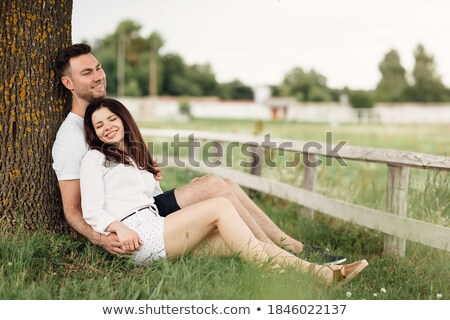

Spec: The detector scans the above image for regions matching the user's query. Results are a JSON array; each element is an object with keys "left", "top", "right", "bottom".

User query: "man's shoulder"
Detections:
[
  {"left": 55, "top": 113, "right": 84, "bottom": 138},
  {"left": 53, "top": 113, "right": 85, "bottom": 149}
]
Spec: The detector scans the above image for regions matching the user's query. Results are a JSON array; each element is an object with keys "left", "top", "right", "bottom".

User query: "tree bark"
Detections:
[{"left": 0, "top": 0, "right": 73, "bottom": 232}]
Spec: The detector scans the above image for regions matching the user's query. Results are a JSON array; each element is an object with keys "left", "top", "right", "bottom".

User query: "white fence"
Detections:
[{"left": 141, "top": 128, "right": 450, "bottom": 256}]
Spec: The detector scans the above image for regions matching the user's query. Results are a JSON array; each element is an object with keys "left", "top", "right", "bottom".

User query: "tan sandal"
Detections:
[{"left": 309, "top": 259, "right": 369, "bottom": 286}]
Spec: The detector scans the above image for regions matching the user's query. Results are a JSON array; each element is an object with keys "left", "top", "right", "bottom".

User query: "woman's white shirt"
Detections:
[{"left": 80, "top": 149, "right": 163, "bottom": 234}]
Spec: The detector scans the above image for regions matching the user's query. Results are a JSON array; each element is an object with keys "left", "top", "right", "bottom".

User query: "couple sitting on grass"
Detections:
[{"left": 52, "top": 44, "right": 368, "bottom": 286}]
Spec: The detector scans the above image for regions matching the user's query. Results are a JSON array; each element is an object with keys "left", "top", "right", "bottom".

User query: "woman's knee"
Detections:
[
  {"left": 210, "top": 197, "right": 238, "bottom": 217},
  {"left": 212, "top": 196, "right": 234, "bottom": 209}
]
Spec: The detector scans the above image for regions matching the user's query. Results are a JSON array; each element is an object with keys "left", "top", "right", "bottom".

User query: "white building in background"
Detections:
[
  {"left": 252, "top": 86, "right": 272, "bottom": 103},
  {"left": 118, "top": 94, "right": 450, "bottom": 124}
]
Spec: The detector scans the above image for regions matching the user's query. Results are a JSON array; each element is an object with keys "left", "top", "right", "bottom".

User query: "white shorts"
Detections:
[{"left": 121, "top": 207, "right": 166, "bottom": 265}]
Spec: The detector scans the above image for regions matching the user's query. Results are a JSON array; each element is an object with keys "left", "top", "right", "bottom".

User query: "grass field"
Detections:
[
  {"left": 0, "top": 119, "right": 448, "bottom": 300},
  {"left": 139, "top": 118, "right": 450, "bottom": 155}
]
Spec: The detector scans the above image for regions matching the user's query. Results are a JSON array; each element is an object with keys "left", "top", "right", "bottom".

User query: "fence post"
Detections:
[
  {"left": 247, "top": 145, "right": 264, "bottom": 197},
  {"left": 384, "top": 164, "right": 410, "bottom": 256},
  {"left": 250, "top": 145, "right": 264, "bottom": 176},
  {"left": 300, "top": 153, "right": 318, "bottom": 219}
]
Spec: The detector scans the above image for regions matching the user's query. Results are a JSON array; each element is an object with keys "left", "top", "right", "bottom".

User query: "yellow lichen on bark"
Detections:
[{"left": 9, "top": 169, "right": 21, "bottom": 180}]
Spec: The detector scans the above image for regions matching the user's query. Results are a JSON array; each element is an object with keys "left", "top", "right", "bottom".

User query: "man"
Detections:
[{"left": 52, "top": 43, "right": 345, "bottom": 264}]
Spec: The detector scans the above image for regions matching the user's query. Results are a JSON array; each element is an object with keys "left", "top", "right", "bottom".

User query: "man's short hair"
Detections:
[{"left": 55, "top": 43, "right": 92, "bottom": 80}]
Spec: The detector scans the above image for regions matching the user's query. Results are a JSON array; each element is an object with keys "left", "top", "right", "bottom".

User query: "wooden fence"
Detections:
[{"left": 141, "top": 129, "right": 450, "bottom": 256}]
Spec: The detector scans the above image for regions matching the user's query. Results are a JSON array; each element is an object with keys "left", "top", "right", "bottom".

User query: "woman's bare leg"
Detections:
[
  {"left": 163, "top": 197, "right": 270, "bottom": 263},
  {"left": 164, "top": 197, "right": 308, "bottom": 269},
  {"left": 163, "top": 197, "right": 364, "bottom": 285}
]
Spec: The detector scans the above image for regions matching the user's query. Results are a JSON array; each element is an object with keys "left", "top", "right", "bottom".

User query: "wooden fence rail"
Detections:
[{"left": 141, "top": 129, "right": 450, "bottom": 256}]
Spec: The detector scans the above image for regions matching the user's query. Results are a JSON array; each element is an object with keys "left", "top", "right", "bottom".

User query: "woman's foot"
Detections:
[{"left": 311, "top": 259, "right": 369, "bottom": 286}]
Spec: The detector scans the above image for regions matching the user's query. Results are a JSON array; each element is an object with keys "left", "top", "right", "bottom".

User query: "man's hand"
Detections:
[{"left": 92, "top": 232, "right": 133, "bottom": 256}]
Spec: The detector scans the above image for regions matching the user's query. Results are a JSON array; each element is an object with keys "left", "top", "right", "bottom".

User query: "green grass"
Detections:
[
  {"left": 139, "top": 118, "right": 450, "bottom": 155},
  {"left": 1, "top": 167, "right": 448, "bottom": 300}
]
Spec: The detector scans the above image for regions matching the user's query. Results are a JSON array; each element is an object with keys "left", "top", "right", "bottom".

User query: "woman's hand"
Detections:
[
  {"left": 154, "top": 166, "right": 163, "bottom": 181},
  {"left": 106, "top": 221, "right": 143, "bottom": 252}
]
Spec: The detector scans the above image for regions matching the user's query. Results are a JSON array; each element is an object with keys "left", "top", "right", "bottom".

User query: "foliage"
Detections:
[
  {"left": 90, "top": 20, "right": 450, "bottom": 103},
  {"left": 219, "top": 80, "right": 254, "bottom": 100},
  {"left": 375, "top": 49, "right": 409, "bottom": 102},
  {"left": 281, "top": 67, "right": 333, "bottom": 102},
  {"left": 348, "top": 90, "right": 374, "bottom": 109},
  {"left": 407, "top": 44, "right": 448, "bottom": 102},
  {"left": 91, "top": 19, "right": 254, "bottom": 99}
]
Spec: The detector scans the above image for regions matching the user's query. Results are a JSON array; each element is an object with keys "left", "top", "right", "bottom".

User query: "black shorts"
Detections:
[{"left": 154, "top": 189, "right": 181, "bottom": 217}]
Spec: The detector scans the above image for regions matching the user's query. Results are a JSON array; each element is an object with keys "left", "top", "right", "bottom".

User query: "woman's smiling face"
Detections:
[{"left": 92, "top": 106, "right": 125, "bottom": 149}]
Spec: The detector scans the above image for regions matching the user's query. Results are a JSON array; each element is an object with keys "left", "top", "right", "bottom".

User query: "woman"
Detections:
[{"left": 80, "top": 98, "right": 368, "bottom": 286}]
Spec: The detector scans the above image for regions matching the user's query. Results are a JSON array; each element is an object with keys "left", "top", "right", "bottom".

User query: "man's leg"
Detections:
[
  {"left": 221, "top": 178, "right": 346, "bottom": 264},
  {"left": 173, "top": 174, "right": 303, "bottom": 252}
]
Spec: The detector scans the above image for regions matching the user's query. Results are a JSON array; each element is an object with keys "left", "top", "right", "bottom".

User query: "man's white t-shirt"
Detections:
[{"left": 52, "top": 112, "right": 87, "bottom": 180}]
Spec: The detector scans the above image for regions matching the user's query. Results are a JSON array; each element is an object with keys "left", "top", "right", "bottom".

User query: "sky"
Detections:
[{"left": 72, "top": 0, "right": 450, "bottom": 90}]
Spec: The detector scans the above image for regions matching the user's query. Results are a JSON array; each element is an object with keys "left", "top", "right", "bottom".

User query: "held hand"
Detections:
[
  {"left": 154, "top": 166, "right": 163, "bottom": 181},
  {"left": 111, "top": 222, "right": 144, "bottom": 252},
  {"left": 154, "top": 171, "right": 163, "bottom": 181},
  {"left": 93, "top": 232, "right": 131, "bottom": 256}
]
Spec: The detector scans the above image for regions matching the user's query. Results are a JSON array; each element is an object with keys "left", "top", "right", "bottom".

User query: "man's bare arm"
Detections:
[{"left": 58, "top": 179, "right": 127, "bottom": 255}]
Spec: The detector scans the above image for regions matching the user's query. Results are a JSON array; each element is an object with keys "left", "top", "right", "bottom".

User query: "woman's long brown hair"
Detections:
[{"left": 84, "top": 98, "right": 159, "bottom": 175}]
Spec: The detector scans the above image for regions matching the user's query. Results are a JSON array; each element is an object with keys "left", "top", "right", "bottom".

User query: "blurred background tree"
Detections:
[
  {"left": 407, "top": 44, "right": 448, "bottom": 102},
  {"left": 87, "top": 20, "right": 450, "bottom": 103},
  {"left": 375, "top": 49, "right": 409, "bottom": 102},
  {"left": 219, "top": 80, "right": 254, "bottom": 100},
  {"left": 148, "top": 32, "right": 164, "bottom": 97},
  {"left": 348, "top": 90, "right": 375, "bottom": 109},
  {"left": 280, "top": 67, "right": 334, "bottom": 102}
]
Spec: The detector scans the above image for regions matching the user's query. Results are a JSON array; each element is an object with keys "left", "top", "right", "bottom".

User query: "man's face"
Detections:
[{"left": 63, "top": 53, "right": 107, "bottom": 102}]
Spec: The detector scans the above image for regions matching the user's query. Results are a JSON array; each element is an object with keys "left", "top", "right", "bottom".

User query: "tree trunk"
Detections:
[{"left": 0, "top": 0, "right": 73, "bottom": 232}]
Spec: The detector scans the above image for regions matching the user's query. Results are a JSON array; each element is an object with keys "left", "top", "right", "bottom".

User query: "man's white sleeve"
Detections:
[{"left": 52, "top": 132, "right": 86, "bottom": 180}]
